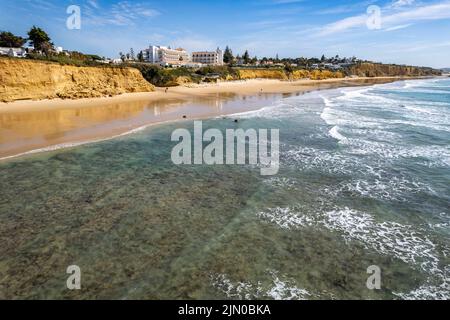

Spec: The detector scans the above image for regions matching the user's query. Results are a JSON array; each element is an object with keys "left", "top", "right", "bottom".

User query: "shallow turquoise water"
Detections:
[{"left": 0, "top": 78, "right": 449, "bottom": 299}]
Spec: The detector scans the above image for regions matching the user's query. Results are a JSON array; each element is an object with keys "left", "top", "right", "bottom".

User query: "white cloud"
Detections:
[
  {"left": 384, "top": 1, "right": 450, "bottom": 24},
  {"left": 87, "top": 0, "right": 99, "bottom": 9},
  {"left": 315, "top": 0, "right": 378, "bottom": 15},
  {"left": 83, "top": 1, "right": 160, "bottom": 26},
  {"left": 317, "top": 1, "right": 450, "bottom": 36},
  {"left": 25, "top": 0, "right": 57, "bottom": 10},
  {"left": 318, "top": 14, "right": 367, "bottom": 36},
  {"left": 383, "top": 23, "right": 413, "bottom": 31},
  {"left": 390, "top": 0, "right": 415, "bottom": 8}
]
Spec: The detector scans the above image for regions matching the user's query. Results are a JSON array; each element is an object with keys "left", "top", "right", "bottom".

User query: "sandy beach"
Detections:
[
  {"left": 0, "top": 77, "right": 409, "bottom": 113},
  {"left": 0, "top": 77, "right": 419, "bottom": 160}
]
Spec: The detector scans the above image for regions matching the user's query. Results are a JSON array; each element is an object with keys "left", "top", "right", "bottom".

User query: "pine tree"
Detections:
[
  {"left": 119, "top": 52, "right": 125, "bottom": 62},
  {"left": 137, "top": 51, "right": 144, "bottom": 62},
  {"left": 27, "top": 26, "right": 52, "bottom": 52},
  {"left": 243, "top": 50, "right": 250, "bottom": 64},
  {"left": 223, "top": 46, "right": 234, "bottom": 64}
]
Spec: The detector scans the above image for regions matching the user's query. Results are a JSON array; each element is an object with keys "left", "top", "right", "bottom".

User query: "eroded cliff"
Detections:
[{"left": 0, "top": 58, "right": 155, "bottom": 102}]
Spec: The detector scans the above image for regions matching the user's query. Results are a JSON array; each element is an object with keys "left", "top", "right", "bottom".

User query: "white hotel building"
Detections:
[
  {"left": 142, "top": 45, "right": 224, "bottom": 67},
  {"left": 143, "top": 45, "right": 190, "bottom": 66}
]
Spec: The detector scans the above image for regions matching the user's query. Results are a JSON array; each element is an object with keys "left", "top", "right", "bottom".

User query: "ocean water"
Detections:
[{"left": 0, "top": 78, "right": 449, "bottom": 299}]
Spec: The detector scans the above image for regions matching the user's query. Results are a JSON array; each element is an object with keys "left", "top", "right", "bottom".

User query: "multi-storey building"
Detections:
[
  {"left": 192, "top": 48, "right": 224, "bottom": 66},
  {"left": 143, "top": 45, "right": 190, "bottom": 66}
]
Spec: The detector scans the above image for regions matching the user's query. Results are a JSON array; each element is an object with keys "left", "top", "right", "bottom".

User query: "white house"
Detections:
[{"left": 0, "top": 47, "right": 27, "bottom": 58}]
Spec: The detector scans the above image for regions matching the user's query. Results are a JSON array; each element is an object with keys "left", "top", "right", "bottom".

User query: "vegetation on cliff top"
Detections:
[
  {"left": 0, "top": 31, "right": 27, "bottom": 48},
  {"left": 128, "top": 64, "right": 240, "bottom": 87}
]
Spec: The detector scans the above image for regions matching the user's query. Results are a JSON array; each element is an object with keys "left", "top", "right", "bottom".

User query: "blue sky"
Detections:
[{"left": 1, "top": 0, "right": 449, "bottom": 68}]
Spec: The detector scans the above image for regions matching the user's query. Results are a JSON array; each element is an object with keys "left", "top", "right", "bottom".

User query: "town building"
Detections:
[
  {"left": 192, "top": 48, "right": 223, "bottom": 66},
  {"left": 260, "top": 60, "right": 274, "bottom": 66},
  {"left": 143, "top": 45, "right": 190, "bottom": 66},
  {"left": 236, "top": 57, "right": 245, "bottom": 66},
  {"left": 0, "top": 47, "right": 27, "bottom": 58},
  {"left": 183, "top": 62, "right": 204, "bottom": 68}
]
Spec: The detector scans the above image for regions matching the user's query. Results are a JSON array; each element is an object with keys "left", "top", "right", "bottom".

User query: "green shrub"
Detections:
[{"left": 25, "top": 52, "right": 113, "bottom": 68}]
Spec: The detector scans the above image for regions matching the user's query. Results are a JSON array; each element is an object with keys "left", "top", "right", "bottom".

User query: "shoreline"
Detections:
[
  {"left": 0, "top": 76, "right": 423, "bottom": 112},
  {"left": 0, "top": 76, "right": 430, "bottom": 161}
]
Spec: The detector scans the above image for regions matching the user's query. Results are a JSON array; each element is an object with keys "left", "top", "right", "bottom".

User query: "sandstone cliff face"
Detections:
[
  {"left": 291, "top": 69, "right": 345, "bottom": 80},
  {"left": 0, "top": 58, "right": 155, "bottom": 102},
  {"left": 236, "top": 69, "right": 345, "bottom": 81},
  {"left": 237, "top": 69, "right": 289, "bottom": 80},
  {"left": 349, "top": 63, "right": 440, "bottom": 77}
]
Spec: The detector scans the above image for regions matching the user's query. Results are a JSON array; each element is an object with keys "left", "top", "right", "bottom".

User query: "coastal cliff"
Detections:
[
  {"left": 349, "top": 62, "right": 440, "bottom": 77},
  {"left": 237, "top": 69, "right": 289, "bottom": 80},
  {"left": 0, "top": 58, "right": 155, "bottom": 102},
  {"left": 237, "top": 65, "right": 438, "bottom": 81},
  {"left": 236, "top": 69, "right": 346, "bottom": 81}
]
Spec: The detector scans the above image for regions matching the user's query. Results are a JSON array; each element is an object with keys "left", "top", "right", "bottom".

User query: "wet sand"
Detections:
[{"left": 0, "top": 77, "right": 410, "bottom": 160}]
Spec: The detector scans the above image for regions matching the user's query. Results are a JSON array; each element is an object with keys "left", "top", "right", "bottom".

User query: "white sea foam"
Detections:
[
  {"left": 231, "top": 92, "right": 328, "bottom": 120},
  {"left": 228, "top": 105, "right": 279, "bottom": 119},
  {"left": 328, "top": 126, "right": 348, "bottom": 143},
  {"left": 263, "top": 177, "right": 298, "bottom": 190},
  {"left": 283, "top": 79, "right": 450, "bottom": 298},
  {"left": 282, "top": 145, "right": 379, "bottom": 176},
  {"left": 257, "top": 206, "right": 441, "bottom": 274},
  {"left": 322, "top": 208, "right": 440, "bottom": 272},
  {"left": 257, "top": 207, "right": 315, "bottom": 229},
  {"left": 428, "top": 212, "right": 450, "bottom": 231},
  {"left": 266, "top": 272, "right": 312, "bottom": 300},
  {"left": 263, "top": 174, "right": 433, "bottom": 204},
  {"left": 317, "top": 92, "right": 450, "bottom": 166},
  {"left": 211, "top": 271, "right": 312, "bottom": 300},
  {"left": 345, "top": 141, "right": 450, "bottom": 167},
  {"left": 320, "top": 106, "right": 385, "bottom": 129},
  {"left": 211, "top": 273, "right": 260, "bottom": 300},
  {"left": 327, "top": 177, "right": 436, "bottom": 201},
  {"left": 230, "top": 100, "right": 307, "bottom": 120},
  {"left": 321, "top": 96, "right": 336, "bottom": 107},
  {"left": 395, "top": 282, "right": 450, "bottom": 300},
  {"left": 256, "top": 204, "right": 450, "bottom": 299},
  {"left": 345, "top": 127, "right": 401, "bottom": 141},
  {"left": 320, "top": 82, "right": 450, "bottom": 137},
  {"left": 394, "top": 266, "right": 450, "bottom": 300}
]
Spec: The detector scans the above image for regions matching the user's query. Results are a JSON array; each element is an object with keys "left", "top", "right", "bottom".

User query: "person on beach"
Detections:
[{"left": 165, "top": 87, "right": 168, "bottom": 93}]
